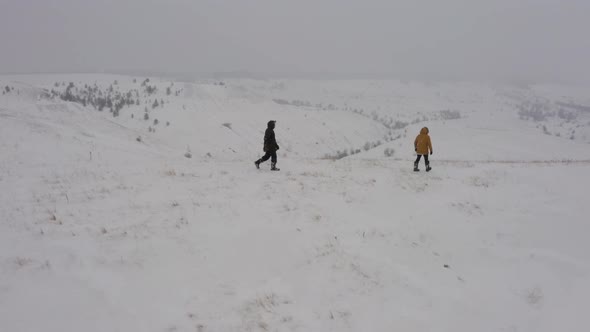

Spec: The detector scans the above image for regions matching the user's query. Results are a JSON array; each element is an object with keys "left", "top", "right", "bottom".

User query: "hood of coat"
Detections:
[
  {"left": 420, "top": 127, "right": 429, "bottom": 135},
  {"left": 267, "top": 120, "right": 276, "bottom": 129}
]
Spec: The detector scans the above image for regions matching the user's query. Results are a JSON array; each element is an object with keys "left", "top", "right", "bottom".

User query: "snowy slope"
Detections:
[{"left": 1, "top": 74, "right": 589, "bottom": 332}]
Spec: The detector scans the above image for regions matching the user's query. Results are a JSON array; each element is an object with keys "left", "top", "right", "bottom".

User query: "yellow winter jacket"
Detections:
[{"left": 414, "top": 127, "right": 433, "bottom": 155}]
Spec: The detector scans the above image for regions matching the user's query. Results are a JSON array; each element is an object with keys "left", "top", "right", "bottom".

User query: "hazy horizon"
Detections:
[{"left": 2, "top": 0, "right": 589, "bottom": 84}]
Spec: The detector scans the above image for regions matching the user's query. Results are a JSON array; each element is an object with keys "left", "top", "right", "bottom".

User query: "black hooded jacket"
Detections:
[{"left": 263, "top": 121, "right": 279, "bottom": 152}]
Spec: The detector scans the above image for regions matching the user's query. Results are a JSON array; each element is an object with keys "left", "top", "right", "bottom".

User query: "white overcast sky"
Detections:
[{"left": 1, "top": 0, "right": 589, "bottom": 83}]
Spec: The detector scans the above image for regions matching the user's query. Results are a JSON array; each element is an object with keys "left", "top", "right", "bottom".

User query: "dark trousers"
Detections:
[
  {"left": 259, "top": 151, "right": 277, "bottom": 164},
  {"left": 414, "top": 154, "right": 429, "bottom": 166}
]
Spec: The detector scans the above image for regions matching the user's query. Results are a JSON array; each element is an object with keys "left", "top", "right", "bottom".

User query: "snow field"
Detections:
[{"left": 1, "top": 75, "right": 589, "bottom": 331}]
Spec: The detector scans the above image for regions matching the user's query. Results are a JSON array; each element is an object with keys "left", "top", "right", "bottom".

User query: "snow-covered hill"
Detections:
[{"left": 1, "top": 74, "right": 589, "bottom": 332}]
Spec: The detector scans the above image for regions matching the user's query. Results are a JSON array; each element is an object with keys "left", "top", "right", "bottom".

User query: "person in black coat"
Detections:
[{"left": 254, "top": 120, "right": 280, "bottom": 171}]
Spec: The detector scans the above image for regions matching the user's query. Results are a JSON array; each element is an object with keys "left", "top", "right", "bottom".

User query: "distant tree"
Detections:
[
  {"left": 116, "top": 100, "right": 125, "bottom": 113},
  {"left": 154, "top": 119, "right": 159, "bottom": 125},
  {"left": 166, "top": 86, "right": 172, "bottom": 96},
  {"left": 144, "top": 112, "right": 149, "bottom": 120},
  {"left": 384, "top": 148, "right": 395, "bottom": 157},
  {"left": 152, "top": 99, "right": 159, "bottom": 109},
  {"left": 97, "top": 97, "right": 106, "bottom": 111}
]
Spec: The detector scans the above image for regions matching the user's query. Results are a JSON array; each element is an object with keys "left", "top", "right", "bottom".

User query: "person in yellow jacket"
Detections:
[{"left": 414, "top": 127, "right": 433, "bottom": 172}]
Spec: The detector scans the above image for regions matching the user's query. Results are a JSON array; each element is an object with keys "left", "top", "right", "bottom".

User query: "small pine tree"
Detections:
[
  {"left": 144, "top": 112, "right": 149, "bottom": 120},
  {"left": 384, "top": 148, "right": 395, "bottom": 157},
  {"left": 152, "top": 99, "right": 159, "bottom": 109}
]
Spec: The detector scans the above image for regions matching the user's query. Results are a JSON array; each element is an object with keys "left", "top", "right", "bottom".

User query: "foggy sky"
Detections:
[{"left": 1, "top": 0, "right": 589, "bottom": 83}]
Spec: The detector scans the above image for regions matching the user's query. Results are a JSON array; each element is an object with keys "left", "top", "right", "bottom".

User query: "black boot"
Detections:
[
  {"left": 254, "top": 159, "right": 261, "bottom": 169},
  {"left": 426, "top": 163, "right": 431, "bottom": 172},
  {"left": 271, "top": 162, "right": 280, "bottom": 171},
  {"left": 413, "top": 162, "right": 419, "bottom": 172}
]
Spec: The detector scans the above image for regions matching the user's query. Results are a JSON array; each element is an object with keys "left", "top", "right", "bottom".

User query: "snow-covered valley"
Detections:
[{"left": 1, "top": 74, "right": 589, "bottom": 332}]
